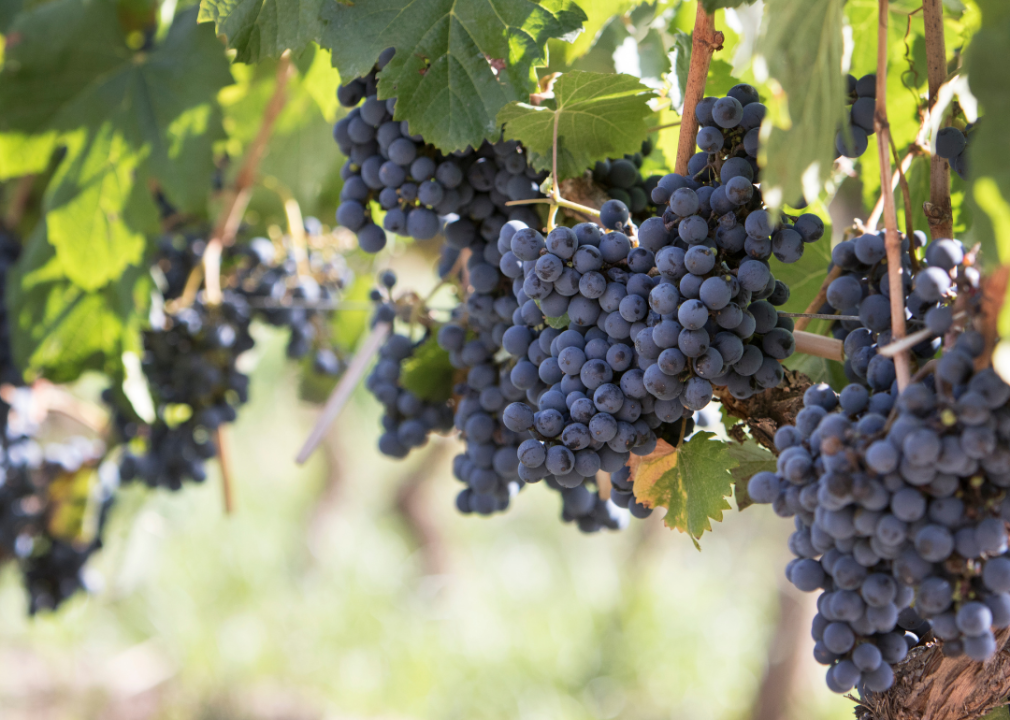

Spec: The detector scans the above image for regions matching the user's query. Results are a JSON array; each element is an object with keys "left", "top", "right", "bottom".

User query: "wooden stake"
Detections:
[
  {"left": 794, "top": 331, "right": 844, "bottom": 362},
  {"left": 295, "top": 322, "right": 392, "bottom": 465}
]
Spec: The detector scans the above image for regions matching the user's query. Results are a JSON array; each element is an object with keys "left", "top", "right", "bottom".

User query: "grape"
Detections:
[
  {"left": 854, "top": 233, "right": 886, "bottom": 265},
  {"left": 925, "top": 239, "right": 964, "bottom": 270},
  {"left": 737, "top": 260, "right": 770, "bottom": 292},
  {"left": 850, "top": 97, "right": 876, "bottom": 134},
  {"left": 712, "top": 96, "right": 744, "bottom": 128},
  {"left": 670, "top": 188, "right": 700, "bottom": 216},
  {"left": 696, "top": 126, "right": 724, "bottom": 153},
  {"left": 720, "top": 157, "right": 754, "bottom": 183},
  {"left": 600, "top": 232, "right": 632, "bottom": 263},
  {"left": 600, "top": 199, "right": 630, "bottom": 230},
  {"left": 836, "top": 126, "right": 869, "bottom": 158},
  {"left": 725, "top": 176, "right": 754, "bottom": 205},
  {"left": 936, "top": 127, "right": 967, "bottom": 160}
]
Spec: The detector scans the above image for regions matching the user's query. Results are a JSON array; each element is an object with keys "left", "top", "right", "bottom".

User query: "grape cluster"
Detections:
[
  {"left": 751, "top": 346, "right": 1010, "bottom": 694},
  {"left": 687, "top": 84, "right": 766, "bottom": 185},
  {"left": 232, "top": 234, "right": 353, "bottom": 374},
  {"left": 333, "top": 52, "right": 543, "bottom": 254},
  {"left": 592, "top": 140, "right": 662, "bottom": 222},
  {"left": 823, "top": 233, "right": 976, "bottom": 387},
  {"left": 365, "top": 274, "right": 455, "bottom": 460},
  {"left": 936, "top": 123, "right": 977, "bottom": 181},
  {"left": 119, "top": 295, "right": 253, "bottom": 490},
  {"left": 153, "top": 229, "right": 207, "bottom": 300},
  {"left": 836, "top": 73, "right": 878, "bottom": 159},
  {"left": 437, "top": 222, "right": 628, "bottom": 531}
]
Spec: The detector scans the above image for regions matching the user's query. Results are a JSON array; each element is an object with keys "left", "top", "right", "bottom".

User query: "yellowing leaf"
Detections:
[{"left": 630, "top": 432, "right": 737, "bottom": 547}]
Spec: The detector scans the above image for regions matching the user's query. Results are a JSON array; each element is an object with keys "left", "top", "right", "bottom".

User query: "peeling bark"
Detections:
[{"left": 716, "top": 370, "right": 812, "bottom": 452}]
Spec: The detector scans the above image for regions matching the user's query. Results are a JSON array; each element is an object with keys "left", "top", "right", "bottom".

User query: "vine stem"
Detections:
[
  {"left": 295, "top": 321, "right": 392, "bottom": 465},
  {"left": 4, "top": 175, "right": 34, "bottom": 230},
  {"left": 922, "top": 0, "right": 954, "bottom": 239},
  {"left": 647, "top": 121, "right": 681, "bottom": 133},
  {"left": 794, "top": 266, "right": 843, "bottom": 332},
  {"left": 674, "top": 5, "right": 722, "bottom": 175},
  {"left": 203, "top": 51, "right": 295, "bottom": 306},
  {"left": 216, "top": 426, "right": 235, "bottom": 515},
  {"left": 875, "top": 0, "right": 912, "bottom": 391}
]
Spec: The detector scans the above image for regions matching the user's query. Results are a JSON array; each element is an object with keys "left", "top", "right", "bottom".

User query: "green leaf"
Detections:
[
  {"left": 497, "top": 71, "right": 656, "bottom": 179},
  {"left": 701, "top": 0, "right": 760, "bottom": 11},
  {"left": 630, "top": 432, "right": 737, "bottom": 547},
  {"left": 726, "top": 439, "right": 777, "bottom": 511},
  {"left": 400, "top": 334, "right": 455, "bottom": 403},
  {"left": 544, "top": 312, "right": 570, "bottom": 329},
  {"left": 980, "top": 707, "right": 1010, "bottom": 720},
  {"left": 757, "top": 0, "right": 847, "bottom": 209},
  {"left": 966, "top": 5, "right": 1010, "bottom": 267},
  {"left": 198, "top": 0, "right": 325, "bottom": 63},
  {"left": 320, "top": 0, "right": 587, "bottom": 152},
  {"left": 0, "top": 132, "right": 57, "bottom": 180},
  {"left": 7, "top": 224, "right": 148, "bottom": 383},
  {"left": 44, "top": 126, "right": 158, "bottom": 291},
  {"left": 0, "top": 2, "right": 232, "bottom": 213}
]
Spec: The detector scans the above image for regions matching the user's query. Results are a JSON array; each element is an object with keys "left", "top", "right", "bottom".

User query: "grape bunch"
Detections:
[
  {"left": 822, "top": 233, "right": 976, "bottom": 387},
  {"left": 436, "top": 222, "right": 629, "bottom": 530},
  {"left": 935, "top": 122, "right": 977, "bottom": 181},
  {"left": 835, "top": 73, "right": 878, "bottom": 160},
  {"left": 153, "top": 229, "right": 207, "bottom": 300},
  {"left": 119, "top": 294, "right": 254, "bottom": 490},
  {"left": 232, "top": 233, "right": 353, "bottom": 374},
  {"left": 685, "top": 84, "right": 766, "bottom": 185},
  {"left": 333, "top": 51, "right": 543, "bottom": 254},
  {"left": 592, "top": 140, "right": 662, "bottom": 223},
  {"left": 750, "top": 344, "right": 1010, "bottom": 694}
]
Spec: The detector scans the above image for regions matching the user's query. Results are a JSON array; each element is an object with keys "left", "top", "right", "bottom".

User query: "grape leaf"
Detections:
[
  {"left": 965, "top": 3, "right": 1010, "bottom": 267},
  {"left": 0, "top": 2, "right": 231, "bottom": 286},
  {"left": 701, "top": 0, "right": 760, "bottom": 11},
  {"left": 630, "top": 432, "right": 737, "bottom": 547},
  {"left": 726, "top": 439, "right": 776, "bottom": 511},
  {"left": 400, "top": 334, "right": 456, "bottom": 403},
  {"left": 7, "top": 223, "right": 148, "bottom": 384},
  {"left": 198, "top": 0, "right": 326, "bottom": 63},
  {"left": 497, "top": 71, "right": 656, "bottom": 179},
  {"left": 319, "top": 0, "right": 587, "bottom": 152},
  {"left": 757, "top": 0, "right": 847, "bottom": 209}
]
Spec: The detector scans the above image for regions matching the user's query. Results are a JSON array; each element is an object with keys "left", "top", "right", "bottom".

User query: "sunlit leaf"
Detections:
[{"left": 498, "top": 71, "right": 656, "bottom": 179}]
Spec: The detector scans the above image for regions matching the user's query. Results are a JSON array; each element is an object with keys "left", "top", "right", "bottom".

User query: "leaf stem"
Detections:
[
  {"left": 876, "top": 0, "right": 912, "bottom": 391},
  {"left": 216, "top": 425, "right": 235, "bottom": 515},
  {"left": 504, "top": 197, "right": 601, "bottom": 218},
  {"left": 203, "top": 50, "right": 295, "bottom": 306},
  {"left": 922, "top": 0, "right": 954, "bottom": 239},
  {"left": 674, "top": 5, "right": 723, "bottom": 175}
]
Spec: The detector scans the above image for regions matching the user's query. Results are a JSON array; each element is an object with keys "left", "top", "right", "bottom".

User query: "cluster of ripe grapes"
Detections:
[
  {"left": 749, "top": 232, "right": 1010, "bottom": 694},
  {"left": 360, "top": 83, "right": 834, "bottom": 531},
  {"left": 936, "top": 123, "right": 976, "bottom": 181},
  {"left": 333, "top": 51, "right": 542, "bottom": 254},
  {"left": 592, "top": 140, "right": 662, "bottom": 222},
  {"left": 0, "top": 229, "right": 116, "bottom": 614},
  {"left": 835, "top": 73, "right": 878, "bottom": 160}
]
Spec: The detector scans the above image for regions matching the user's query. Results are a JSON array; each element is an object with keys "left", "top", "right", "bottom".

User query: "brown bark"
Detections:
[
  {"left": 874, "top": 0, "right": 912, "bottom": 391},
  {"left": 716, "top": 370, "right": 812, "bottom": 452},
  {"left": 674, "top": 6, "right": 723, "bottom": 176},
  {"left": 922, "top": 0, "right": 954, "bottom": 240},
  {"left": 393, "top": 442, "right": 451, "bottom": 576},
  {"left": 855, "top": 629, "right": 1010, "bottom": 720}
]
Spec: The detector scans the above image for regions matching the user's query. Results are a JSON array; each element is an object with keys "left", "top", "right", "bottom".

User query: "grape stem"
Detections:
[
  {"left": 674, "top": 5, "right": 723, "bottom": 175},
  {"left": 201, "top": 50, "right": 295, "bottom": 307},
  {"left": 216, "top": 425, "right": 235, "bottom": 515},
  {"left": 295, "top": 321, "right": 392, "bottom": 465},
  {"left": 877, "top": 310, "right": 967, "bottom": 357},
  {"left": 922, "top": 0, "right": 954, "bottom": 240},
  {"left": 780, "top": 313, "right": 861, "bottom": 321},
  {"left": 793, "top": 266, "right": 843, "bottom": 332},
  {"left": 3, "top": 174, "right": 35, "bottom": 230},
  {"left": 504, "top": 197, "right": 601, "bottom": 218},
  {"left": 874, "top": 0, "right": 912, "bottom": 391}
]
